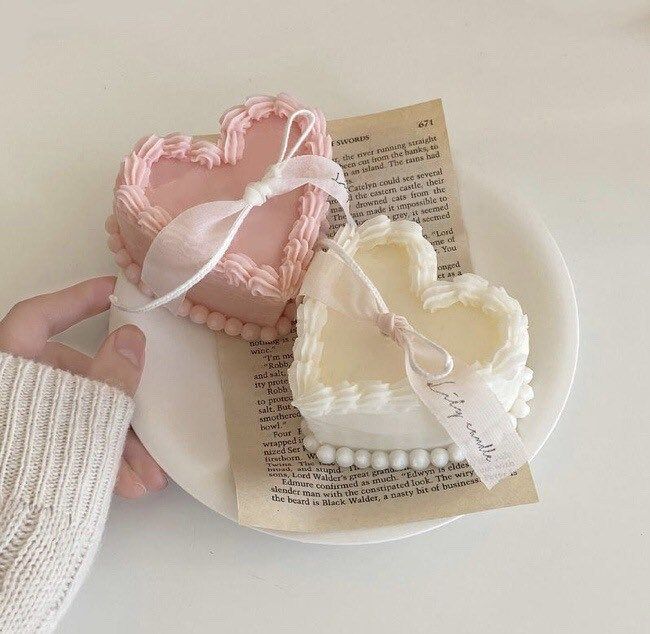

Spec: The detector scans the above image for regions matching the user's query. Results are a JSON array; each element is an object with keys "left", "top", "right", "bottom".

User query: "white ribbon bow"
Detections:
[
  {"left": 300, "top": 238, "right": 529, "bottom": 489},
  {"left": 111, "top": 109, "right": 354, "bottom": 314},
  {"left": 316, "top": 239, "right": 455, "bottom": 381}
]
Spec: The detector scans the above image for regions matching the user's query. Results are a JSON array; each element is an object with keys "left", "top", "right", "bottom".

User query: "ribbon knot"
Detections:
[
  {"left": 241, "top": 163, "right": 284, "bottom": 207},
  {"left": 375, "top": 311, "right": 412, "bottom": 346},
  {"left": 242, "top": 177, "right": 274, "bottom": 208}
]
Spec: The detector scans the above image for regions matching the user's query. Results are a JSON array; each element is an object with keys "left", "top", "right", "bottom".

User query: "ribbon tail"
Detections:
[
  {"left": 112, "top": 200, "right": 248, "bottom": 313},
  {"left": 406, "top": 361, "right": 529, "bottom": 489}
]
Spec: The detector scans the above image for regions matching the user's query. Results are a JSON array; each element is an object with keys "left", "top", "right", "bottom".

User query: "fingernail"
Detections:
[
  {"left": 114, "top": 326, "right": 145, "bottom": 368},
  {"left": 134, "top": 481, "right": 147, "bottom": 497}
]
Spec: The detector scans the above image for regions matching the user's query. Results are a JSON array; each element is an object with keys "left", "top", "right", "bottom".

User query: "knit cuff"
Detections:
[{"left": 0, "top": 351, "right": 134, "bottom": 520}]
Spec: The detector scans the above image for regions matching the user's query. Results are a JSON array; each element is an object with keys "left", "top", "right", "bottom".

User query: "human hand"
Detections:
[{"left": 0, "top": 276, "right": 167, "bottom": 499}]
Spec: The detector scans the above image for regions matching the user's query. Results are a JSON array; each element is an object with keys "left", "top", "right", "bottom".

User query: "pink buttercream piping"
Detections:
[{"left": 109, "top": 93, "right": 329, "bottom": 339}]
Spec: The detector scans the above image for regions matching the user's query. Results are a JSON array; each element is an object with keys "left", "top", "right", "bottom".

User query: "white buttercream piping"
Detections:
[{"left": 289, "top": 215, "right": 533, "bottom": 418}]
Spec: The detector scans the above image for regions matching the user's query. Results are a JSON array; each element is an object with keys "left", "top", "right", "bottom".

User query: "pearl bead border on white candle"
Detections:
[{"left": 303, "top": 434, "right": 467, "bottom": 471}]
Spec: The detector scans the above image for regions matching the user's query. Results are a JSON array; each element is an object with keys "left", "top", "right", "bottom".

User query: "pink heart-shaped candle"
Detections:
[{"left": 105, "top": 93, "right": 332, "bottom": 341}]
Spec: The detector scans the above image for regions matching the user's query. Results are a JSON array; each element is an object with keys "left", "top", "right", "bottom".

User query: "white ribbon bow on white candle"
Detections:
[
  {"left": 111, "top": 109, "right": 355, "bottom": 314},
  {"left": 300, "top": 238, "right": 529, "bottom": 489}
]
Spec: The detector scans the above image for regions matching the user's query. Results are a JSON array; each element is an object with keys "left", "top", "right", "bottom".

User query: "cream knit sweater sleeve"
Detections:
[{"left": 0, "top": 351, "right": 134, "bottom": 633}]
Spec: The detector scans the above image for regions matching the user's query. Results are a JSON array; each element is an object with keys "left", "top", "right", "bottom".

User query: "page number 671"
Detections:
[{"left": 417, "top": 118, "right": 435, "bottom": 128}]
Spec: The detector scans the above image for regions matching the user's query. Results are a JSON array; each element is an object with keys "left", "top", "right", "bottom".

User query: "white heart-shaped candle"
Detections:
[{"left": 289, "top": 215, "right": 534, "bottom": 470}]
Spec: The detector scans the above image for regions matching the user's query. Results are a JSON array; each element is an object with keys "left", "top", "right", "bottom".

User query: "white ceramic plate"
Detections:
[{"left": 109, "top": 170, "right": 578, "bottom": 545}]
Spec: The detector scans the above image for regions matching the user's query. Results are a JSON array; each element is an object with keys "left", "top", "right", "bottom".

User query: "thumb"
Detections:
[{"left": 88, "top": 325, "right": 146, "bottom": 395}]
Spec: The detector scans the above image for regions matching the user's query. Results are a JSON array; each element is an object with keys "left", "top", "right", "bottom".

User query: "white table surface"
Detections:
[{"left": 1, "top": 2, "right": 648, "bottom": 632}]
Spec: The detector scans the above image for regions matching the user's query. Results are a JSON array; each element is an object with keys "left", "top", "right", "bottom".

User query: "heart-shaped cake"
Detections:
[
  {"left": 105, "top": 93, "right": 331, "bottom": 341},
  {"left": 289, "top": 215, "right": 534, "bottom": 471}
]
